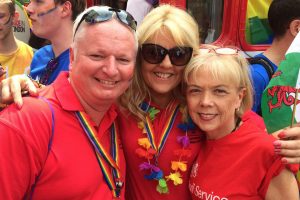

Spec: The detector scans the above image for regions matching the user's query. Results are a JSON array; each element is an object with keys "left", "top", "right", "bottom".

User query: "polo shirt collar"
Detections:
[
  {"left": 53, "top": 72, "right": 84, "bottom": 111},
  {"left": 52, "top": 72, "right": 118, "bottom": 129},
  {"left": 52, "top": 72, "right": 117, "bottom": 111}
]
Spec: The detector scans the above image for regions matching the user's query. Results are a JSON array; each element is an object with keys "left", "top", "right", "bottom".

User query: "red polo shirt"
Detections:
[{"left": 0, "top": 72, "right": 126, "bottom": 200}]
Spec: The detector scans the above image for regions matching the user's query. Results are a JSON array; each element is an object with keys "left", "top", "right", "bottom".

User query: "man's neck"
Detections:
[
  {"left": 264, "top": 36, "right": 293, "bottom": 66},
  {"left": 49, "top": 20, "right": 73, "bottom": 58},
  {"left": 81, "top": 101, "right": 111, "bottom": 127},
  {"left": 0, "top": 33, "right": 18, "bottom": 54},
  {"left": 70, "top": 78, "right": 113, "bottom": 126}
]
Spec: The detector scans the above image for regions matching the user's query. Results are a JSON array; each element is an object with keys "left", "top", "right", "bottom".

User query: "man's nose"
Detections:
[
  {"left": 25, "top": 3, "right": 34, "bottom": 15},
  {"left": 102, "top": 56, "right": 118, "bottom": 76}
]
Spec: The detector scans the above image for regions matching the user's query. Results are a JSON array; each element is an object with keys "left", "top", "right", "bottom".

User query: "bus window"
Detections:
[
  {"left": 245, "top": 0, "right": 273, "bottom": 45},
  {"left": 187, "top": 0, "right": 223, "bottom": 44}
]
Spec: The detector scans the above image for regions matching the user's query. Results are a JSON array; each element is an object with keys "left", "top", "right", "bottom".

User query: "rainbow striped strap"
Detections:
[
  {"left": 144, "top": 105, "right": 180, "bottom": 156},
  {"left": 75, "top": 111, "right": 123, "bottom": 198}
]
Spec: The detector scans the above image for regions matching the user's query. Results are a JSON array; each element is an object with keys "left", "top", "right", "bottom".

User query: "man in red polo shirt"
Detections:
[{"left": 0, "top": 6, "right": 137, "bottom": 200}]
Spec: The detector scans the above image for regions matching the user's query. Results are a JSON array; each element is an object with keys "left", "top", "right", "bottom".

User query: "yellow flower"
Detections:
[
  {"left": 138, "top": 121, "right": 147, "bottom": 133},
  {"left": 138, "top": 138, "right": 151, "bottom": 149},
  {"left": 171, "top": 161, "right": 187, "bottom": 172},
  {"left": 166, "top": 172, "right": 183, "bottom": 185}
]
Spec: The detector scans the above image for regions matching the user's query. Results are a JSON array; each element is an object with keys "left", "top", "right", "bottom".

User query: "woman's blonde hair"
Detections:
[
  {"left": 183, "top": 47, "right": 254, "bottom": 117},
  {"left": 119, "top": 4, "right": 200, "bottom": 122}
]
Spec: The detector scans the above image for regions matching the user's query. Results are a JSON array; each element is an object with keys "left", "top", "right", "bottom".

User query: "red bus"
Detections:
[
  {"left": 87, "top": 0, "right": 273, "bottom": 56},
  {"left": 15, "top": 0, "right": 273, "bottom": 57}
]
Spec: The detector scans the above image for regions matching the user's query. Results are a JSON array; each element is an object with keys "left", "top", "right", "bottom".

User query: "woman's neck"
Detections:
[
  {"left": 150, "top": 90, "right": 175, "bottom": 108},
  {"left": 206, "top": 117, "right": 241, "bottom": 140},
  {"left": 70, "top": 79, "right": 112, "bottom": 126}
]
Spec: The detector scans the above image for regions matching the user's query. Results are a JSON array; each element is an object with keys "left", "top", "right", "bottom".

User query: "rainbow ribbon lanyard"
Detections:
[
  {"left": 142, "top": 102, "right": 180, "bottom": 164},
  {"left": 75, "top": 111, "right": 122, "bottom": 198}
]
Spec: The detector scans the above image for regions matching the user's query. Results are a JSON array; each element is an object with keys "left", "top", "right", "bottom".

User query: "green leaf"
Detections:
[
  {"left": 148, "top": 107, "right": 160, "bottom": 120},
  {"left": 156, "top": 183, "right": 169, "bottom": 194}
]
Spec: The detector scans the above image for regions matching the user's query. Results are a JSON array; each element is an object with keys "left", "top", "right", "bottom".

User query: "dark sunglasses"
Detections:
[
  {"left": 74, "top": 7, "right": 137, "bottom": 36},
  {"left": 141, "top": 43, "right": 193, "bottom": 66},
  {"left": 39, "top": 58, "right": 58, "bottom": 85}
]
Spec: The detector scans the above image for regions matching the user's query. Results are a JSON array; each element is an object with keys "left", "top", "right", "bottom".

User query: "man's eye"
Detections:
[
  {"left": 117, "top": 58, "right": 130, "bottom": 63},
  {"left": 90, "top": 54, "right": 104, "bottom": 59}
]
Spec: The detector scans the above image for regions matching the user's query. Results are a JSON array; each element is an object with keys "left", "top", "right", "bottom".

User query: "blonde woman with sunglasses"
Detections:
[
  {"left": 117, "top": 4, "right": 202, "bottom": 200},
  {"left": 185, "top": 47, "right": 298, "bottom": 200}
]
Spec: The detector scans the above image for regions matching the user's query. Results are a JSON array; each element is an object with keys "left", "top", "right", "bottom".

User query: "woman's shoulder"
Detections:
[{"left": 238, "top": 120, "right": 276, "bottom": 153}]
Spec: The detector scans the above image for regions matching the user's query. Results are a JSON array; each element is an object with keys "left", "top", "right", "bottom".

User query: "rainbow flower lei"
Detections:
[{"left": 135, "top": 102, "right": 195, "bottom": 194}]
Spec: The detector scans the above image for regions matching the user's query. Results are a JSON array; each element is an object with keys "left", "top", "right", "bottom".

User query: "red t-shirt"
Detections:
[
  {"left": 0, "top": 72, "right": 126, "bottom": 200},
  {"left": 242, "top": 110, "right": 266, "bottom": 131},
  {"left": 189, "top": 120, "right": 285, "bottom": 200},
  {"left": 118, "top": 101, "right": 202, "bottom": 200}
]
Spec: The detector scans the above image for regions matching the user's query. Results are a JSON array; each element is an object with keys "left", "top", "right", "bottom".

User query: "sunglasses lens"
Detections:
[
  {"left": 85, "top": 9, "right": 112, "bottom": 23},
  {"left": 199, "top": 48, "right": 211, "bottom": 54},
  {"left": 141, "top": 44, "right": 166, "bottom": 64},
  {"left": 117, "top": 10, "right": 137, "bottom": 31},
  {"left": 74, "top": 7, "right": 136, "bottom": 36},
  {"left": 169, "top": 47, "right": 193, "bottom": 66}
]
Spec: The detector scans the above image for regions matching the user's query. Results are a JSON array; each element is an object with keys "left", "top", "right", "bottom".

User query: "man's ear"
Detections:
[
  {"left": 69, "top": 46, "right": 74, "bottom": 70},
  {"left": 60, "top": 1, "right": 72, "bottom": 18},
  {"left": 289, "top": 19, "right": 300, "bottom": 37}
]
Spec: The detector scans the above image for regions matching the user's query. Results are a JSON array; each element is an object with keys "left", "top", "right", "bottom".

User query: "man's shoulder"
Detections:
[
  {"left": 0, "top": 95, "right": 54, "bottom": 131},
  {"left": 34, "top": 45, "right": 53, "bottom": 56},
  {"left": 249, "top": 54, "right": 276, "bottom": 81},
  {"left": 30, "top": 45, "right": 54, "bottom": 70}
]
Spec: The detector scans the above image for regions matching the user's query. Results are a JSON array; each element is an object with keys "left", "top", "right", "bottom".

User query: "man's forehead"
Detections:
[{"left": 77, "top": 18, "right": 132, "bottom": 37}]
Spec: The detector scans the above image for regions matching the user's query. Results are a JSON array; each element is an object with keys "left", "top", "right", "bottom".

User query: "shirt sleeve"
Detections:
[
  {"left": 0, "top": 98, "right": 52, "bottom": 199},
  {"left": 258, "top": 157, "right": 284, "bottom": 198}
]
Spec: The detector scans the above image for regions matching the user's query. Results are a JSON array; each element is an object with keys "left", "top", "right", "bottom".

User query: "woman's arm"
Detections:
[{"left": 265, "top": 168, "right": 299, "bottom": 200}]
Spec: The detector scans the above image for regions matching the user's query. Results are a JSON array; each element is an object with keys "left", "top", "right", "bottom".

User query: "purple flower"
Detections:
[
  {"left": 177, "top": 136, "right": 190, "bottom": 148},
  {"left": 139, "top": 162, "right": 160, "bottom": 172}
]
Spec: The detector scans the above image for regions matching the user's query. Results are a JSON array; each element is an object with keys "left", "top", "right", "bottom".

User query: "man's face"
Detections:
[
  {"left": 26, "top": 0, "right": 61, "bottom": 39},
  {"left": 70, "top": 19, "right": 137, "bottom": 107},
  {"left": 0, "top": 3, "right": 13, "bottom": 40}
]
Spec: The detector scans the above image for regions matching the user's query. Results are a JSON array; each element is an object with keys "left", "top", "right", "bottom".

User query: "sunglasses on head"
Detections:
[
  {"left": 74, "top": 7, "right": 137, "bottom": 36},
  {"left": 199, "top": 47, "right": 238, "bottom": 55},
  {"left": 141, "top": 43, "right": 193, "bottom": 66}
]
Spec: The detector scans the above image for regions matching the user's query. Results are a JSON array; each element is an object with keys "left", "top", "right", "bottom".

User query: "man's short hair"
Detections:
[
  {"left": 268, "top": 0, "right": 300, "bottom": 37},
  {"left": 54, "top": 0, "right": 86, "bottom": 21}
]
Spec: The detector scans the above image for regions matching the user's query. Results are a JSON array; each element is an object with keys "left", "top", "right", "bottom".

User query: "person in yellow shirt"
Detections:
[
  {"left": 0, "top": 0, "right": 33, "bottom": 79},
  {"left": 0, "top": 65, "right": 5, "bottom": 81}
]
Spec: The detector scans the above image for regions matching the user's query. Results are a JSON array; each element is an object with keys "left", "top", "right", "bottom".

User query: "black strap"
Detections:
[{"left": 249, "top": 57, "right": 275, "bottom": 80}]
